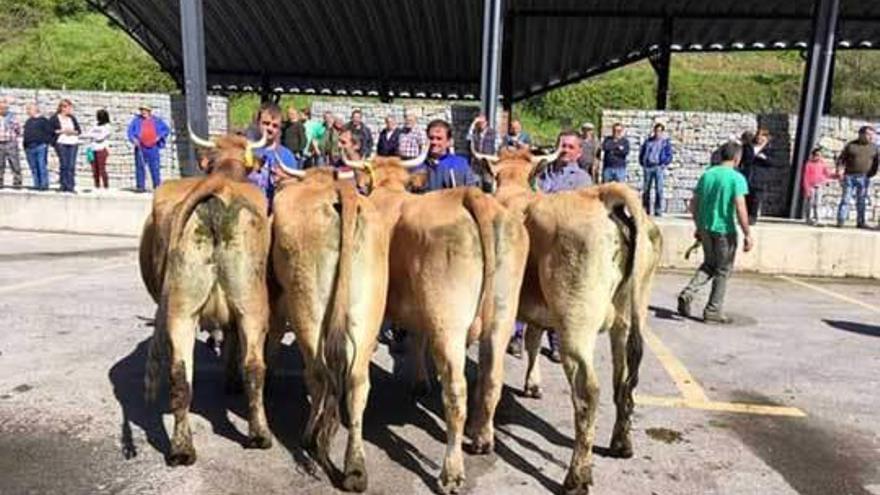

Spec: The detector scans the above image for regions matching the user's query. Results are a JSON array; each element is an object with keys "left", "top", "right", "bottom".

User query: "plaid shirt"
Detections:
[
  {"left": 397, "top": 126, "right": 427, "bottom": 159},
  {"left": 0, "top": 113, "right": 21, "bottom": 143}
]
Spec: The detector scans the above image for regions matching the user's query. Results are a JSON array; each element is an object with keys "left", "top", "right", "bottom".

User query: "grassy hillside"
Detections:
[{"left": 2, "top": 2, "right": 879, "bottom": 145}]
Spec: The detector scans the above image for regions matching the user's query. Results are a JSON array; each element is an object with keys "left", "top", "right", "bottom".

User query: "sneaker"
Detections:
[
  {"left": 703, "top": 312, "right": 732, "bottom": 325},
  {"left": 507, "top": 336, "right": 523, "bottom": 359},
  {"left": 677, "top": 295, "right": 692, "bottom": 318}
]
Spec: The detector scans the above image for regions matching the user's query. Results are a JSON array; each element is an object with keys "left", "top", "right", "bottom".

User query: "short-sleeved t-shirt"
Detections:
[{"left": 694, "top": 165, "right": 749, "bottom": 235}]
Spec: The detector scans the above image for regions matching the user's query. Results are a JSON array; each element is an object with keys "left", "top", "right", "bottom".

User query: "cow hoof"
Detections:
[
  {"left": 609, "top": 436, "right": 633, "bottom": 458},
  {"left": 246, "top": 434, "right": 273, "bottom": 450},
  {"left": 523, "top": 384, "right": 543, "bottom": 399},
  {"left": 167, "top": 445, "right": 197, "bottom": 466},
  {"left": 342, "top": 466, "right": 368, "bottom": 492},
  {"left": 439, "top": 470, "right": 465, "bottom": 494},
  {"left": 471, "top": 438, "right": 494, "bottom": 455},
  {"left": 563, "top": 469, "right": 592, "bottom": 495}
]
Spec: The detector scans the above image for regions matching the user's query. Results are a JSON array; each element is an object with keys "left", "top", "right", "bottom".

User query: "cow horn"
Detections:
[
  {"left": 188, "top": 123, "right": 216, "bottom": 148},
  {"left": 246, "top": 131, "right": 268, "bottom": 151},
  {"left": 530, "top": 147, "right": 561, "bottom": 167},
  {"left": 470, "top": 141, "right": 501, "bottom": 164},
  {"left": 399, "top": 146, "right": 429, "bottom": 168},
  {"left": 341, "top": 156, "right": 370, "bottom": 169}
]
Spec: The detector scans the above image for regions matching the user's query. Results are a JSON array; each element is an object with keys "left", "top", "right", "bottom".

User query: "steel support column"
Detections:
[
  {"left": 500, "top": 11, "right": 515, "bottom": 134},
  {"left": 650, "top": 17, "right": 673, "bottom": 110},
  {"left": 180, "top": 0, "right": 208, "bottom": 177},
  {"left": 480, "top": 0, "right": 504, "bottom": 129},
  {"left": 789, "top": 0, "right": 840, "bottom": 218}
]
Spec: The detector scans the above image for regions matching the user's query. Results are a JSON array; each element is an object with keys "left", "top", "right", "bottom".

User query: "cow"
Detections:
[
  {"left": 268, "top": 166, "right": 389, "bottom": 492},
  {"left": 344, "top": 153, "right": 529, "bottom": 494},
  {"left": 473, "top": 147, "right": 663, "bottom": 495},
  {"left": 139, "top": 129, "right": 274, "bottom": 465}
]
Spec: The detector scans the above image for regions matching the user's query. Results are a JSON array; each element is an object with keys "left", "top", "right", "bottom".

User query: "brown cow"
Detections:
[
  {"left": 474, "top": 147, "right": 662, "bottom": 494},
  {"left": 140, "top": 130, "right": 273, "bottom": 465},
  {"left": 268, "top": 167, "right": 389, "bottom": 492},
  {"left": 346, "top": 154, "right": 528, "bottom": 493}
]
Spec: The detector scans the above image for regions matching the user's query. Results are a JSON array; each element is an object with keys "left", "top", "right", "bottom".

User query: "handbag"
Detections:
[{"left": 85, "top": 146, "right": 95, "bottom": 164}]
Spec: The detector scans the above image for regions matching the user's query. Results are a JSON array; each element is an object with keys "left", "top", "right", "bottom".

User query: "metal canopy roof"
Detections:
[{"left": 92, "top": 0, "right": 880, "bottom": 102}]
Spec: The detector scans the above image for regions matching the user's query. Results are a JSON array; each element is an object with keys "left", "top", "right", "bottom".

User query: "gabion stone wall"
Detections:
[
  {"left": 0, "top": 87, "right": 228, "bottom": 191},
  {"left": 310, "top": 100, "right": 480, "bottom": 156},
  {"left": 602, "top": 109, "right": 879, "bottom": 222}
]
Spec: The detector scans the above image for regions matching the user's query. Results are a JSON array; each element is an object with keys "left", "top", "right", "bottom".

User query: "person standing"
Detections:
[
  {"left": 677, "top": 141, "right": 753, "bottom": 324},
  {"left": 49, "top": 99, "right": 81, "bottom": 193},
  {"left": 740, "top": 128, "right": 774, "bottom": 224},
  {"left": 638, "top": 122, "right": 674, "bottom": 216},
  {"left": 248, "top": 103, "right": 299, "bottom": 208},
  {"left": 801, "top": 147, "right": 836, "bottom": 226},
  {"left": 23, "top": 103, "right": 52, "bottom": 190},
  {"left": 85, "top": 109, "right": 112, "bottom": 188},
  {"left": 504, "top": 119, "right": 532, "bottom": 149},
  {"left": 835, "top": 126, "right": 879, "bottom": 228},
  {"left": 508, "top": 130, "right": 593, "bottom": 362},
  {"left": 578, "top": 122, "right": 600, "bottom": 180},
  {"left": 413, "top": 119, "right": 477, "bottom": 192},
  {"left": 600, "top": 122, "right": 630, "bottom": 183},
  {"left": 281, "top": 105, "right": 306, "bottom": 161},
  {"left": 345, "top": 109, "right": 374, "bottom": 158},
  {"left": 302, "top": 111, "right": 328, "bottom": 167},
  {"left": 0, "top": 99, "right": 22, "bottom": 188},
  {"left": 127, "top": 104, "right": 170, "bottom": 192},
  {"left": 376, "top": 115, "right": 401, "bottom": 156},
  {"left": 467, "top": 113, "right": 497, "bottom": 154},
  {"left": 321, "top": 114, "right": 347, "bottom": 165},
  {"left": 397, "top": 110, "right": 427, "bottom": 160}
]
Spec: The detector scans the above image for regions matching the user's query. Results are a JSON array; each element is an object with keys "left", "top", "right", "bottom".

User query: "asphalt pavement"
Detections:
[{"left": 0, "top": 229, "right": 878, "bottom": 495}]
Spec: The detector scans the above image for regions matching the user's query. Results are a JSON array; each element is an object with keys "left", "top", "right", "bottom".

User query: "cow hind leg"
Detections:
[
  {"left": 410, "top": 330, "right": 432, "bottom": 397},
  {"left": 166, "top": 312, "right": 198, "bottom": 466},
  {"left": 431, "top": 332, "right": 468, "bottom": 494},
  {"left": 560, "top": 321, "right": 601, "bottom": 495},
  {"left": 522, "top": 324, "right": 544, "bottom": 399},
  {"left": 469, "top": 324, "right": 513, "bottom": 454},
  {"left": 341, "top": 348, "right": 371, "bottom": 492},
  {"left": 609, "top": 315, "right": 643, "bottom": 459},
  {"left": 237, "top": 311, "right": 272, "bottom": 449}
]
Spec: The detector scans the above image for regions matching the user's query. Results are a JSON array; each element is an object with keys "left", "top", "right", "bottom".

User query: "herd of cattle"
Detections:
[{"left": 136, "top": 130, "right": 663, "bottom": 494}]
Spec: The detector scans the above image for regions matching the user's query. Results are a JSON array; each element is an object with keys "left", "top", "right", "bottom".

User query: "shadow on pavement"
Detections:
[{"left": 823, "top": 319, "right": 880, "bottom": 338}]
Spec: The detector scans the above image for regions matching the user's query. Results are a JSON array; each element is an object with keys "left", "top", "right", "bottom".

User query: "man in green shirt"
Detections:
[{"left": 678, "top": 141, "right": 754, "bottom": 324}]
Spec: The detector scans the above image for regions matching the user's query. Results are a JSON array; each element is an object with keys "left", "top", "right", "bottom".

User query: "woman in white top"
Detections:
[
  {"left": 49, "top": 99, "right": 81, "bottom": 192},
  {"left": 86, "top": 109, "right": 112, "bottom": 188}
]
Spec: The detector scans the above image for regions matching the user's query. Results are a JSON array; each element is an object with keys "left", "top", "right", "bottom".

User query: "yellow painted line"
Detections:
[
  {"left": 0, "top": 260, "right": 137, "bottom": 295},
  {"left": 636, "top": 394, "right": 806, "bottom": 418},
  {"left": 777, "top": 275, "right": 880, "bottom": 314},
  {"left": 641, "top": 327, "right": 710, "bottom": 402}
]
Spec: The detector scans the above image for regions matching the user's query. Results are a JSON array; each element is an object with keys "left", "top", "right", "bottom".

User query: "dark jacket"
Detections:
[
  {"left": 837, "top": 139, "right": 879, "bottom": 177},
  {"left": 23, "top": 116, "right": 53, "bottom": 148},
  {"left": 48, "top": 114, "right": 82, "bottom": 146},
  {"left": 282, "top": 120, "right": 306, "bottom": 156},
  {"left": 345, "top": 122, "right": 374, "bottom": 158},
  {"left": 601, "top": 136, "right": 630, "bottom": 169},
  {"left": 740, "top": 143, "right": 774, "bottom": 185},
  {"left": 376, "top": 127, "right": 401, "bottom": 156}
]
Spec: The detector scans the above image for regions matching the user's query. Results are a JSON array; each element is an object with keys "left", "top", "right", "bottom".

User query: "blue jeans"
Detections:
[
  {"left": 135, "top": 146, "right": 162, "bottom": 190},
  {"left": 837, "top": 174, "right": 869, "bottom": 226},
  {"left": 25, "top": 144, "right": 49, "bottom": 190},
  {"left": 642, "top": 166, "right": 665, "bottom": 215},
  {"left": 603, "top": 166, "right": 627, "bottom": 183},
  {"left": 55, "top": 144, "right": 78, "bottom": 192}
]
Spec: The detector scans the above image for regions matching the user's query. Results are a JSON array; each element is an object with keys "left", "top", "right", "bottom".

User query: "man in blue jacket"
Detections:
[
  {"left": 600, "top": 122, "right": 631, "bottom": 183},
  {"left": 413, "top": 119, "right": 478, "bottom": 192},
  {"left": 639, "top": 122, "right": 674, "bottom": 216},
  {"left": 127, "top": 105, "right": 170, "bottom": 192}
]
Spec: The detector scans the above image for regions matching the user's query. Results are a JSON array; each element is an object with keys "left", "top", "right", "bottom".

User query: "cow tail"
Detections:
[
  {"left": 316, "top": 179, "right": 359, "bottom": 458},
  {"left": 601, "top": 184, "right": 657, "bottom": 414},
  {"left": 166, "top": 173, "right": 227, "bottom": 266},
  {"left": 462, "top": 188, "right": 497, "bottom": 343}
]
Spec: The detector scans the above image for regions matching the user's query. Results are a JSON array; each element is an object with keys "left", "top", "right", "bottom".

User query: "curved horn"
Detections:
[
  {"left": 530, "top": 147, "right": 561, "bottom": 168},
  {"left": 399, "top": 146, "right": 429, "bottom": 168},
  {"left": 246, "top": 130, "right": 267, "bottom": 151},
  {"left": 287, "top": 168, "right": 306, "bottom": 178},
  {"left": 341, "top": 155, "right": 369, "bottom": 170},
  {"left": 470, "top": 141, "right": 501, "bottom": 165},
  {"left": 188, "top": 123, "right": 216, "bottom": 148}
]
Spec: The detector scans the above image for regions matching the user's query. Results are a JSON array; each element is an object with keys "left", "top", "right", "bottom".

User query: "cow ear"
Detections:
[{"left": 408, "top": 171, "right": 428, "bottom": 191}]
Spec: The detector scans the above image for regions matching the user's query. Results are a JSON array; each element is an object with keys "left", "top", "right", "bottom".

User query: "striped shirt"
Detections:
[{"left": 397, "top": 126, "right": 427, "bottom": 159}]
